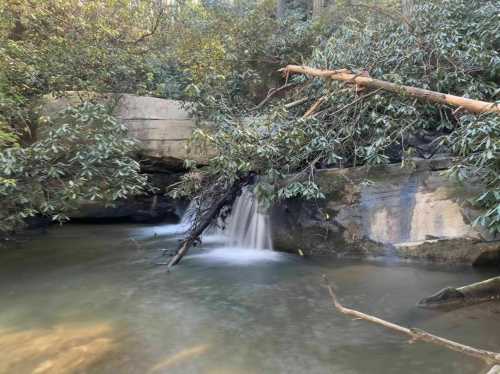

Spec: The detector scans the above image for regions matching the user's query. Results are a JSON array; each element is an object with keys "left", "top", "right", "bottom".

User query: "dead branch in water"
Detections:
[
  {"left": 167, "top": 177, "right": 250, "bottom": 269},
  {"left": 322, "top": 275, "right": 500, "bottom": 367},
  {"left": 280, "top": 65, "right": 500, "bottom": 114}
]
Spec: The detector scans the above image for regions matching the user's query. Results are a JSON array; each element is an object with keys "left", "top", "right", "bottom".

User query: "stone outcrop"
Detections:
[
  {"left": 40, "top": 93, "right": 500, "bottom": 264},
  {"left": 67, "top": 195, "right": 181, "bottom": 224},
  {"left": 39, "top": 93, "right": 206, "bottom": 222},
  {"left": 417, "top": 276, "right": 500, "bottom": 309},
  {"left": 40, "top": 92, "right": 213, "bottom": 168},
  {"left": 272, "top": 157, "right": 500, "bottom": 265},
  {"left": 114, "top": 94, "right": 214, "bottom": 168}
]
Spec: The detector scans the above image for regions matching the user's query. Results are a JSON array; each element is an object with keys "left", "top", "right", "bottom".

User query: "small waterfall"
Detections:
[
  {"left": 224, "top": 189, "right": 273, "bottom": 250},
  {"left": 180, "top": 199, "right": 198, "bottom": 227},
  {"left": 183, "top": 189, "right": 279, "bottom": 264},
  {"left": 151, "top": 200, "right": 197, "bottom": 236}
]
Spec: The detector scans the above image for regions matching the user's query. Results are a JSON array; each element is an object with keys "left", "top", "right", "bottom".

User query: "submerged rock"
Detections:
[
  {"left": 272, "top": 157, "right": 500, "bottom": 265},
  {"left": 0, "top": 322, "right": 116, "bottom": 373}
]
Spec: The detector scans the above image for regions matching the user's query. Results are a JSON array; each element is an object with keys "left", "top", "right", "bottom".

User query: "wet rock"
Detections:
[
  {"left": 417, "top": 287, "right": 466, "bottom": 309},
  {"left": 40, "top": 92, "right": 215, "bottom": 168},
  {"left": 68, "top": 195, "right": 182, "bottom": 224},
  {"left": 417, "top": 276, "right": 500, "bottom": 309},
  {"left": 271, "top": 157, "right": 500, "bottom": 265}
]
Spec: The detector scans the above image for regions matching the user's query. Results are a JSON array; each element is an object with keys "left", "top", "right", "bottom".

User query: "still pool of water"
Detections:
[{"left": 0, "top": 223, "right": 499, "bottom": 373}]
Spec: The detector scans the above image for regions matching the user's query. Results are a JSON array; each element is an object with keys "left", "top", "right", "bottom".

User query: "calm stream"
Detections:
[{"left": 0, "top": 223, "right": 499, "bottom": 373}]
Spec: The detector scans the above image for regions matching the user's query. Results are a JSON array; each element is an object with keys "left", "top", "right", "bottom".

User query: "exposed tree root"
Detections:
[{"left": 322, "top": 275, "right": 500, "bottom": 368}]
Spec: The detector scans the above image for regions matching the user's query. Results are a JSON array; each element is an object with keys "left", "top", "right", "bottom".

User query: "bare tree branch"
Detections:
[{"left": 322, "top": 275, "right": 500, "bottom": 367}]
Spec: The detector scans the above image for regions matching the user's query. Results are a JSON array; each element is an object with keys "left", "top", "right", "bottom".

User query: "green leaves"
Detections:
[
  {"left": 0, "top": 103, "right": 149, "bottom": 233},
  {"left": 445, "top": 113, "right": 500, "bottom": 233},
  {"left": 179, "top": 0, "right": 499, "bottom": 234}
]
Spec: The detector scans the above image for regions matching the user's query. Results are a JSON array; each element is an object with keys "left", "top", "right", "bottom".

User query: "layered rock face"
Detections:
[
  {"left": 272, "top": 157, "right": 500, "bottom": 265},
  {"left": 41, "top": 92, "right": 212, "bottom": 168}
]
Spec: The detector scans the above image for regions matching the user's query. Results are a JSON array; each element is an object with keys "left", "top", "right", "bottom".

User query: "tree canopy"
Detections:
[{"left": 0, "top": 0, "right": 498, "bottom": 234}]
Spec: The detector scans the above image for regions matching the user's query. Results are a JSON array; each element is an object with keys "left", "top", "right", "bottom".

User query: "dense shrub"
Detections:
[
  {"left": 0, "top": 103, "right": 148, "bottom": 233},
  {"left": 181, "top": 0, "right": 500, "bottom": 233}
]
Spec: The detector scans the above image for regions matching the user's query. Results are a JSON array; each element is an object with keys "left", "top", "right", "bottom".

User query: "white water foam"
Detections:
[
  {"left": 193, "top": 188, "right": 278, "bottom": 264},
  {"left": 188, "top": 247, "right": 282, "bottom": 265},
  {"left": 224, "top": 189, "right": 273, "bottom": 250}
]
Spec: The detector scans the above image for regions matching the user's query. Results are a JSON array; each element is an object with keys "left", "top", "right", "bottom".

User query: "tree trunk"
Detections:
[{"left": 280, "top": 64, "right": 500, "bottom": 114}]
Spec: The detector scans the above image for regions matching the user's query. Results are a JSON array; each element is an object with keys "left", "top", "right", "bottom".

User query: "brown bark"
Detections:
[
  {"left": 280, "top": 65, "right": 500, "bottom": 114},
  {"left": 323, "top": 276, "right": 500, "bottom": 366},
  {"left": 303, "top": 96, "right": 326, "bottom": 117}
]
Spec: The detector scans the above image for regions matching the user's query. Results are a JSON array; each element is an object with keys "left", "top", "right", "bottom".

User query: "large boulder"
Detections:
[
  {"left": 272, "top": 157, "right": 500, "bottom": 265},
  {"left": 40, "top": 92, "right": 214, "bottom": 168}
]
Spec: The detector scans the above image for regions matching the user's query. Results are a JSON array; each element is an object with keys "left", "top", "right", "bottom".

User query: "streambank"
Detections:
[
  {"left": 418, "top": 276, "right": 500, "bottom": 309},
  {"left": 40, "top": 94, "right": 499, "bottom": 265},
  {"left": 272, "top": 157, "right": 500, "bottom": 265}
]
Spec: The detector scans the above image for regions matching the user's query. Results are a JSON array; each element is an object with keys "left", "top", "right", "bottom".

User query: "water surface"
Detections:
[{"left": 0, "top": 223, "right": 499, "bottom": 373}]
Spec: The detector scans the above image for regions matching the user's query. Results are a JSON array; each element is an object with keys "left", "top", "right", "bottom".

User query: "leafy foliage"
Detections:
[
  {"left": 179, "top": 0, "right": 500, "bottom": 233},
  {"left": 1, "top": 0, "right": 498, "bottom": 235},
  {"left": 0, "top": 0, "right": 167, "bottom": 232},
  {"left": 445, "top": 113, "right": 499, "bottom": 233},
  {"left": 0, "top": 103, "right": 148, "bottom": 233}
]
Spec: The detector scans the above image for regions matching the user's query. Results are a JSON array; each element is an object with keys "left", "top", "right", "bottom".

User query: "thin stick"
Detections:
[
  {"left": 252, "top": 82, "right": 299, "bottom": 111},
  {"left": 313, "top": 88, "right": 383, "bottom": 119},
  {"left": 284, "top": 97, "right": 309, "bottom": 109},
  {"left": 303, "top": 96, "right": 327, "bottom": 118},
  {"left": 280, "top": 65, "right": 500, "bottom": 114},
  {"left": 322, "top": 276, "right": 500, "bottom": 366}
]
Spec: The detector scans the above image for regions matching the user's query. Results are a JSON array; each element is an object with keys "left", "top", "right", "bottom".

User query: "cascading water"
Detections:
[
  {"left": 194, "top": 188, "right": 278, "bottom": 264},
  {"left": 147, "top": 200, "right": 197, "bottom": 236},
  {"left": 156, "top": 188, "right": 279, "bottom": 264},
  {"left": 224, "top": 189, "right": 273, "bottom": 250}
]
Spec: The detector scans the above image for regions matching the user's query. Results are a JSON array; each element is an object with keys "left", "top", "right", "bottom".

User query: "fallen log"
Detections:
[
  {"left": 167, "top": 180, "right": 244, "bottom": 269},
  {"left": 323, "top": 276, "right": 500, "bottom": 367},
  {"left": 280, "top": 65, "right": 500, "bottom": 114},
  {"left": 417, "top": 276, "right": 500, "bottom": 309}
]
